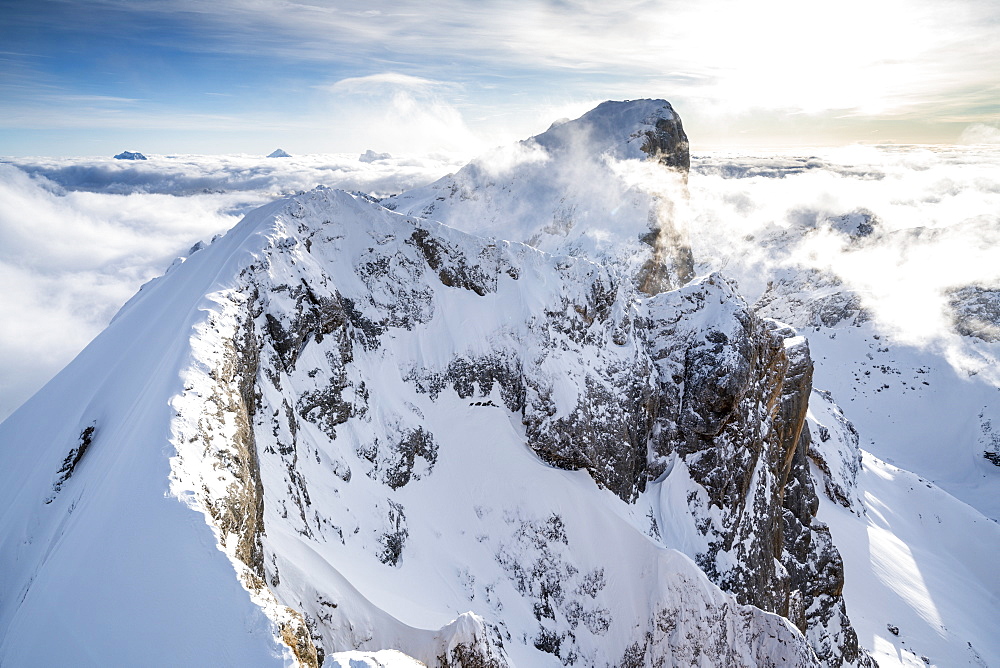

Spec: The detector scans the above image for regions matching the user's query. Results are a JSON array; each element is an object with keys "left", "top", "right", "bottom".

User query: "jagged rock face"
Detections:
[
  {"left": 161, "top": 189, "right": 836, "bottom": 665},
  {"left": 755, "top": 270, "right": 870, "bottom": 329},
  {"left": 948, "top": 284, "right": 1000, "bottom": 342},
  {"left": 532, "top": 100, "right": 689, "bottom": 175},
  {"left": 637, "top": 114, "right": 690, "bottom": 173},
  {"left": 645, "top": 277, "right": 871, "bottom": 666}
]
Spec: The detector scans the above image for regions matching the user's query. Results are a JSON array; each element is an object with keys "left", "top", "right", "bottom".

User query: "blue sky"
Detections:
[{"left": 2, "top": 0, "right": 999, "bottom": 156}]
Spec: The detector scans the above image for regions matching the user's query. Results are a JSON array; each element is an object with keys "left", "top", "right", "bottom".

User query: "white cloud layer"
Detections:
[{"left": 686, "top": 145, "right": 1000, "bottom": 378}]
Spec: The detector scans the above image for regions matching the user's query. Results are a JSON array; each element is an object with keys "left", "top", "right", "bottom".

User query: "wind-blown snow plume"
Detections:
[{"left": 387, "top": 99, "right": 695, "bottom": 295}]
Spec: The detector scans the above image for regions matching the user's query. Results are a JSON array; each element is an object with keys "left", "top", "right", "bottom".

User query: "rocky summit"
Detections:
[{"left": 2, "top": 101, "right": 881, "bottom": 666}]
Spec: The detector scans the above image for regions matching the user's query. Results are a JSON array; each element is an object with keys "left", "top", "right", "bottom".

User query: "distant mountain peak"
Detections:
[
  {"left": 267, "top": 148, "right": 292, "bottom": 158},
  {"left": 360, "top": 149, "right": 392, "bottom": 163},
  {"left": 113, "top": 150, "right": 147, "bottom": 160}
]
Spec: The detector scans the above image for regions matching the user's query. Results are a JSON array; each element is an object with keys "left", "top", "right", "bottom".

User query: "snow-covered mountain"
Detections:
[{"left": 1, "top": 101, "right": 997, "bottom": 668}]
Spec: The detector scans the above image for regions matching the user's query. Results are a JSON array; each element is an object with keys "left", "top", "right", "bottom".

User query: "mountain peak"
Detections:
[
  {"left": 530, "top": 99, "right": 689, "bottom": 171},
  {"left": 267, "top": 148, "right": 292, "bottom": 158},
  {"left": 386, "top": 98, "right": 693, "bottom": 295}
]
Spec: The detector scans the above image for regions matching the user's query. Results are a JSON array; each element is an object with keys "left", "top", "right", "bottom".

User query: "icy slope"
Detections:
[
  {"left": 807, "top": 385, "right": 1000, "bottom": 666},
  {"left": 0, "top": 200, "right": 293, "bottom": 665},
  {"left": 820, "top": 451, "right": 1000, "bottom": 667}
]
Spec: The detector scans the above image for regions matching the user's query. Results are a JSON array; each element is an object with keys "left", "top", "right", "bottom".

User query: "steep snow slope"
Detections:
[
  {"left": 820, "top": 452, "right": 1000, "bottom": 667},
  {"left": 0, "top": 200, "right": 293, "bottom": 665},
  {"left": 805, "top": 323, "right": 1000, "bottom": 520}
]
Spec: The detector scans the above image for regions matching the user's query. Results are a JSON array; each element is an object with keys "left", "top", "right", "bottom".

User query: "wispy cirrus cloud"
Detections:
[{"left": 325, "top": 72, "right": 452, "bottom": 93}]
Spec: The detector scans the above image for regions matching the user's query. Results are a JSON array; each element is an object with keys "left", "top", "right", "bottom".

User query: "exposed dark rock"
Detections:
[
  {"left": 435, "top": 614, "right": 513, "bottom": 668},
  {"left": 638, "top": 113, "right": 690, "bottom": 174},
  {"left": 827, "top": 208, "right": 879, "bottom": 239},
  {"left": 755, "top": 271, "right": 870, "bottom": 328},
  {"left": 378, "top": 500, "right": 408, "bottom": 566},
  {"left": 647, "top": 275, "right": 872, "bottom": 666},
  {"left": 406, "top": 352, "right": 526, "bottom": 413},
  {"left": 358, "top": 427, "right": 439, "bottom": 489},
  {"left": 979, "top": 409, "right": 1000, "bottom": 467},
  {"left": 45, "top": 423, "right": 96, "bottom": 503},
  {"left": 523, "top": 370, "right": 656, "bottom": 502},
  {"left": 948, "top": 284, "right": 1000, "bottom": 342}
]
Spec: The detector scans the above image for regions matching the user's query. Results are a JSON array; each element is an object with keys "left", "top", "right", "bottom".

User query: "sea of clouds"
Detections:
[
  {"left": 685, "top": 146, "right": 1000, "bottom": 379},
  {"left": 1, "top": 145, "right": 998, "bottom": 419}
]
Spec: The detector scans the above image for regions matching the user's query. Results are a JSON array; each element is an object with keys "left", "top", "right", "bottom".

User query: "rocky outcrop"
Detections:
[
  {"left": 755, "top": 270, "right": 870, "bottom": 329},
  {"left": 948, "top": 284, "right": 1000, "bottom": 342},
  {"left": 158, "top": 189, "right": 870, "bottom": 665},
  {"left": 647, "top": 276, "right": 872, "bottom": 666},
  {"left": 637, "top": 110, "right": 690, "bottom": 174},
  {"left": 360, "top": 150, "right": 392, "bottom": 163}
]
